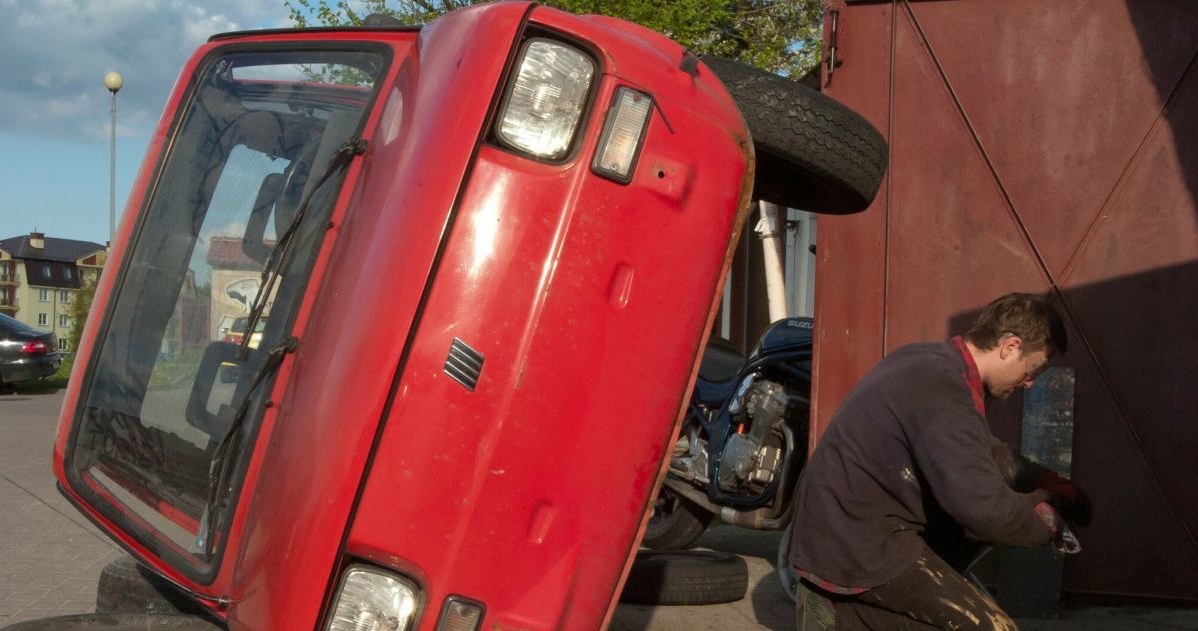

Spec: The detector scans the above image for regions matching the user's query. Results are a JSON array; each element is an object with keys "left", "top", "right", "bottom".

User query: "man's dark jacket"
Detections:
[{"left": 789, "top": 341, "right": 1053, "bottom": 589}]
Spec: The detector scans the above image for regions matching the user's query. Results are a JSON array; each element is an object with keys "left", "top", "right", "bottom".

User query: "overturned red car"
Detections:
[{"left": 14, "top": 3, "right": 884, "bottom": 630}]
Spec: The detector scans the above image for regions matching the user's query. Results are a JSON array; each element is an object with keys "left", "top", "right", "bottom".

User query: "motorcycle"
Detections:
[{"left": 644, "top": 316, "right": 815, "bottom": 551}]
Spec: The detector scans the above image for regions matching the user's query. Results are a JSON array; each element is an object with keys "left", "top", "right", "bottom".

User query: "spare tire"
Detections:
[
  {"left": 620, "top": 550, "right": 748, "bottom": 606},
  {"left": 701, "top": 56, "right": 887, "bottom": 214}
]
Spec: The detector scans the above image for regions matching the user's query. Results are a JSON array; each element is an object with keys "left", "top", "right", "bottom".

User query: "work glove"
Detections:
[
  {"left": 1033, "top": 500, "right": 1082, "bottom": 554},
  {"left": 1038, "top": 471, "right": 1092, "bottom": 527}
]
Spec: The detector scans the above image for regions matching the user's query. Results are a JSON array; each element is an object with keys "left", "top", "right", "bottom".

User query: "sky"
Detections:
[{"left": 0, "top": 0, "right": 301, "bottom": 246}]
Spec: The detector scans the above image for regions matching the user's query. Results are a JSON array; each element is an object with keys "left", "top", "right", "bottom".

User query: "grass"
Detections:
[{"left": 5, "top": 348, "right": 207, "bottom": 396}]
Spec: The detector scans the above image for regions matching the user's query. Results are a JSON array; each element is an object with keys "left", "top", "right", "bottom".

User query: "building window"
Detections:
[
  {"left": 37, "top": 313, "right": 48, "bottom": 326},
  {"left": 59, "top": 314, "right": 69, "bottom": 327},
  {"left": 38, "top": 288, "right": 49, "bottom": 302},
  {"left": 59, "top": 338, "right": 70, "bottom": 351},
  {"left": 65, "top": 268, "right": 74, "bottom": 280},
  {"left": 42, "top": 264, "right": 51, "bottom": 278},
  {"left": 59, "top": 290, "right": 69, "bottom": 303}
]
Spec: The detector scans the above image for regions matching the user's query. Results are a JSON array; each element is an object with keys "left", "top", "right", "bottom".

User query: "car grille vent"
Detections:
[{"left": 444, "top": 337, "right": 484, "bottom": 391}]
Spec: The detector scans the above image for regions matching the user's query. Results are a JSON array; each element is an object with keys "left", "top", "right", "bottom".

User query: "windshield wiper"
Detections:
[
  {"left": 199, "top": 135, "right": 367, "bottom": 556},
  {"left": 198, "top": 335, "right": 296, "bottom": 555}
]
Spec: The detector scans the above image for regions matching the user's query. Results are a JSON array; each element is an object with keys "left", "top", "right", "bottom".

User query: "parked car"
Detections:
[
  {"left": 217, "top": 317, "right": 267, "bottom": 383},
  {"left": 0, "top": 313, "right": 60, "bottom": 387},
  {"left": 219, "top": 316, "right": 265, "bottom": 348}
]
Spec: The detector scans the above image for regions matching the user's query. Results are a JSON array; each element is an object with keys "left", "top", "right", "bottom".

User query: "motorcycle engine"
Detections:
[{"left": 718, "top": 377, "right": 788, "bottom": 493}]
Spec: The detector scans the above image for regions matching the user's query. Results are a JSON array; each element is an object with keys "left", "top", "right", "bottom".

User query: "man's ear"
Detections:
[{"left": 999, "top": 334, "right": 1023, "bottom": 359}]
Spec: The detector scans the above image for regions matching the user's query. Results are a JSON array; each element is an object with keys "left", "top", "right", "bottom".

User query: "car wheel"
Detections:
[
  {"left": 95, "top": 556, "right": 210, "bottom": 617},
  {"left": 700, "top": 56, "right": 888, "bottom": 214}
]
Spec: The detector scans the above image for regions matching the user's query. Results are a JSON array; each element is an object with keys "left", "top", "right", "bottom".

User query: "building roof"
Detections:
[
  {"left": 0, "top": 234, "right": 106, "bottom": 263},
  {"left": 24, "top": 260, "right": 82, "bottom": 290},
  {"left": 207, "top": 236, "right": 272, "bottom": 270}
]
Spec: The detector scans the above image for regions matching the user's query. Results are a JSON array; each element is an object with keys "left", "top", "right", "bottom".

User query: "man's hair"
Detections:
[{"left": 965, "top": 292, "right": 1067, "bottom": 355}]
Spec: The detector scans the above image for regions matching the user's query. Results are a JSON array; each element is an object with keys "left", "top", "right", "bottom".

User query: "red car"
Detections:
[
  {"left": 25, "top": 3, "right": 883, "bottom": 631},
  {"left": 219, "top": 317, "right": 264, "bottom": 347}
]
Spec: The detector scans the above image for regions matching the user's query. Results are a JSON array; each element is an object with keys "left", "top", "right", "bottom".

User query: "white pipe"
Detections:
[{"left": 755, "top": 201, "right": 789, "bottom": 322}]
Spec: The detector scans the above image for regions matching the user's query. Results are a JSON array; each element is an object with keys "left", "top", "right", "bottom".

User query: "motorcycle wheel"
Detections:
[
  {"left": 777, "top": 521, "right": 799, "bottom": 602},
  {"left": 699, "top": 56, "right": 888, "bottom": 214},
  {"left": 642, "top": 487, "right": 714, "bottom": 550}
]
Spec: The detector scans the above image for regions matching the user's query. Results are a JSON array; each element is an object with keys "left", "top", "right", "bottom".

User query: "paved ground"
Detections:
[
  {"left": 0, "top": 389, "right": 123, "bottom": 624},
  {"left": 2, "top": 388, "right": 1196, "bottom": 630}
]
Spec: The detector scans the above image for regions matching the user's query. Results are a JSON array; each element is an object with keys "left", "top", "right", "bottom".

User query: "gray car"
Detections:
[{"left": 0, "top": 313, "right": 60, "bottom": 387}]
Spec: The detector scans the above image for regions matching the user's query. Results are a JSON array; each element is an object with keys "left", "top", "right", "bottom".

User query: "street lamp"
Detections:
[{"left": 104, "top": 71, "right": 123, "bottom": 244}]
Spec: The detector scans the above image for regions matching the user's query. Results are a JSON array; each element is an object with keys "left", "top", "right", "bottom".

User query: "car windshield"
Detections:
[{"left": 64, "top": 46, "right": 387, "bottom": 576}]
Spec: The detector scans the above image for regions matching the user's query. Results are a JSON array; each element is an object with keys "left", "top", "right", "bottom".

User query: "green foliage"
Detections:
[
  {"left": 147, "top": 348, "right": 207, "bottom": 389},
  {"left": 286, "top": 0, "right": 471, "bottom": 29},
  {"left": 44, "top": 356, "right": 72, "bottom": 388},
  {"left": 283, "top": 0, "right": 823, "bottom": 77},
  {"left": 66, "top": 275, "right": 97, "bottom": 358}
]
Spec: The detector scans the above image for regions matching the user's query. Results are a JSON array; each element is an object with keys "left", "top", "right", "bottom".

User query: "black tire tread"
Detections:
[
  {"left": 620, "top": 550, "right": 749, "bottom": 606},
  {"left": 701, "top": 56, "right": 887, "bottom": 214},
  {"left": 95, "top": 556, "right": 210, "bottom": 617}
]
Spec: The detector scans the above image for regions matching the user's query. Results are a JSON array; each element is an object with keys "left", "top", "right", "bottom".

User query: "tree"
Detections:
[
  {"left": 66, "top": 274, "right": 97, "bottom": 359},
  {"left": 284, "top": 0, "right": 822, "bottom": 77}
]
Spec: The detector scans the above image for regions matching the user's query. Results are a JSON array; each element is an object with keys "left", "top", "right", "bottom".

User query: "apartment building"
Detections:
[{"left": 0, "top": 231, "right": 107, "bottom": 351}]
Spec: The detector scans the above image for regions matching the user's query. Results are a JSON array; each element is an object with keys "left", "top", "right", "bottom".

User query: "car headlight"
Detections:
[
  {"left": 496, "top": 38, "right": 595, "bottom": 160},
  {"left": 326, "top": 565, "right": 420, "bottom": 631}
]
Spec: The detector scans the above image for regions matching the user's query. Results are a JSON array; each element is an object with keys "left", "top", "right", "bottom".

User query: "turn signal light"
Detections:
[
  {"left": 592, "top": 87, "right": 653, "bottom": 183},
  {"left": 435, "top": 596, "right": 484, "bottom": 631}
]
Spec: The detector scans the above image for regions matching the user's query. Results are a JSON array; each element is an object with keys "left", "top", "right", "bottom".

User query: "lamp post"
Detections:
[{"left": 104, "top": 71, "right": 123, "bottom": 244}]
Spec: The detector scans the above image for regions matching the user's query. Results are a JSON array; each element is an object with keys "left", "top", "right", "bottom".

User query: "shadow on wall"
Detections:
[
  {"left": 1126, "top": 2, "right": 1198, "bottom": 230},
  {"left": 948, "top": 260, "right": 1198, "bottom": 600}
]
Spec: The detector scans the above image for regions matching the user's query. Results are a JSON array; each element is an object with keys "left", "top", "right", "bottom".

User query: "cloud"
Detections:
[{"left": 0, "top": 0, "right": 288, "bottom": 142}]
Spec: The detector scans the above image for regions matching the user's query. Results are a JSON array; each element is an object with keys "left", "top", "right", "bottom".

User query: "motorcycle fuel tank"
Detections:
[{"left": 752, "top": 316, "right": 815, "bottom": 358}]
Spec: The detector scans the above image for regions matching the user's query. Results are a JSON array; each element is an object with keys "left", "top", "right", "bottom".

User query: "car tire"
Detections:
[
  {"left": 94, "top": 556, "right": 209, "bottom": 617},
  {"left": 641, "top": 488, "right": 713, "bottom": 550},
  {"left": 700, "top": 56, "right": 888, "bottom": 214},
  {"left": 620, "top": 550, "right": 748, "bottom": 606}
]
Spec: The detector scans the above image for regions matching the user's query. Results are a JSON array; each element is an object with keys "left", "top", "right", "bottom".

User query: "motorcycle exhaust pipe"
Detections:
[
  {"left": 661, "top": 480, "right": 792, "bottom": 530},
  {"left": 720, "top": 505, "right": 793, "bottom": 530}
]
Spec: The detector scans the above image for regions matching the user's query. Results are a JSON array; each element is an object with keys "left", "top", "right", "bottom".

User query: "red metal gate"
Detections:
[{"left": 813, "top": 0, "right": 1198, "bottom": 600}]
